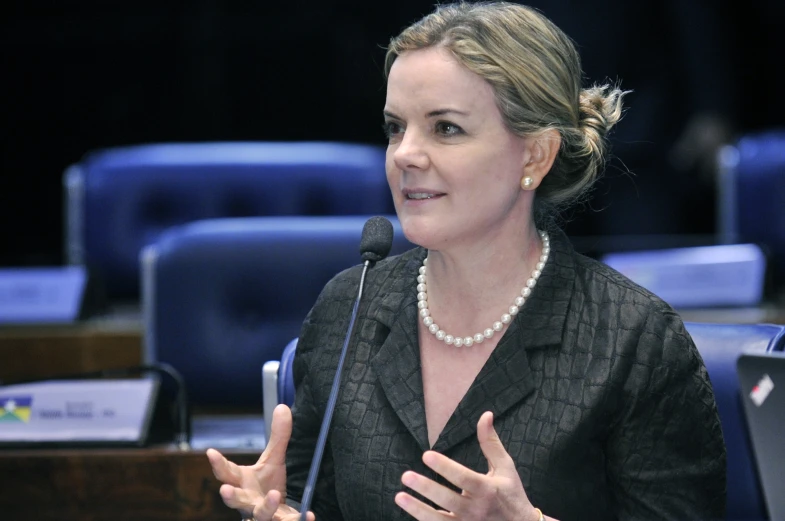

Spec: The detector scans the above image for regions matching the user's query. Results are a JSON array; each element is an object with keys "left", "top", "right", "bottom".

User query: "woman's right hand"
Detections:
[{"left": 207, "top": 404, "right": 315, "bottom": 521}]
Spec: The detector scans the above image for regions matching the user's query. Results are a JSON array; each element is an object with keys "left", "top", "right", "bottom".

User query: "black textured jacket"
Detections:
[{"left": 286, "top": 229, "right": 726, "bottom": 521}]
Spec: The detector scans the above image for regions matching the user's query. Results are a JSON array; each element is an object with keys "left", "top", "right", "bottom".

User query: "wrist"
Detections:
[{"left": 531, "top": 507, "right": 544, "bottom": 521}]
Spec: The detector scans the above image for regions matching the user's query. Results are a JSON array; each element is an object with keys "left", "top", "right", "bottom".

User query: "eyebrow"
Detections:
[
  {"left": 383, "top": 108, "right": 469, "bottom": 119},
  {"left": 426, "top": 108, "right": 469, "bottom": 117}
]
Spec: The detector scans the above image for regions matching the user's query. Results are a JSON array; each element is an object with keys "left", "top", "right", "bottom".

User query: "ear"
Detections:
[{"left": 522, "top": 129, "right": 561, "bottom": 190}]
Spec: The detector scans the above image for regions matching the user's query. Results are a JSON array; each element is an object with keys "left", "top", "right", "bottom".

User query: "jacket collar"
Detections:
[{"left": 369, "top": 228, "right": 577, "bottom": 452}]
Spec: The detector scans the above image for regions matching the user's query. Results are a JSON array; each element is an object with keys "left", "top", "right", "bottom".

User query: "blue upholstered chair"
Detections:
[
  {"left": 142, "top": 216, "right": 413, "bottom": 409},
  {"left": 264, "top": 323, "right": 785, "bottom": 520},
  {"left": 65, "top": 142, "right": 392, "bottom": 300},
  {"left": 718, "top": 130, "right": 785, "bottom": 290}
]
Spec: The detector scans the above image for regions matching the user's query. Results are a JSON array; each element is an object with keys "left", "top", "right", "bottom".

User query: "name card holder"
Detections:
[
  {"left": 602, "top": 243, "right": 766, "bottom": 308},
  {"left": 0, "top": 266, "right": 103, "bottom": 324},
  {"left": 0, "top": 379, "right": 161, "bottom": 448}
]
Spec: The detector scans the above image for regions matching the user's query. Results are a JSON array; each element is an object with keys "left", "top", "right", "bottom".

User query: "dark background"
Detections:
[{"left": 2, "top": 0, "right": 784, "bottom": 267}]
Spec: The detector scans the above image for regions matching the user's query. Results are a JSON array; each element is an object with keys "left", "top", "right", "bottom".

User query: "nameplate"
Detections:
[
  {"left": 0, "top": 267, "right": 89, "bottom": 324},
  {"left": 602, "top": 243, "right": 766, "bottom": 308},
  {"left": 0, "top": 379, "right": 158, "bottom": 447}
]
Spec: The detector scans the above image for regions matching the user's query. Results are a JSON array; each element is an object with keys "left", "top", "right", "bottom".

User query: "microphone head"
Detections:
[{"left": 360, "top": 216, "right": 394, "bottom": 263}]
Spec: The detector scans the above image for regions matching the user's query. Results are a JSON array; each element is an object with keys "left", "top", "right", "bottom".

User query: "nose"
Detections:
[{"left": 392, "top": 127, "right": 430, "bottom": 172}]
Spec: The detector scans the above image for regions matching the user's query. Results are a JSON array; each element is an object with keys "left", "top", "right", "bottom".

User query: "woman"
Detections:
[{"left": 208, "top": 3, "right": 726, "bottom": 520}]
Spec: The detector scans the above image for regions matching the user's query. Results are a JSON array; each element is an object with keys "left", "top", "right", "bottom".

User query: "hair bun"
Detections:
[
  {"left": 537, "top": 84, "right": 629, "bottom": 213},
  {"left": 579, "top": 84, "right": 627, "bottom": 144}
]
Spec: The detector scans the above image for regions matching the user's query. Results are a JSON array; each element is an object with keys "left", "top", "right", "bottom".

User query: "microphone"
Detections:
[
  {"left": 299, "top": 216, "right": 394, "bottom": 519},
  {"left": 359, "top": 215, "right": 394, "bottom": 264}
]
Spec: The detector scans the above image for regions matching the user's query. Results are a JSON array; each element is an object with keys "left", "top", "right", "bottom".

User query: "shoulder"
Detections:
[
  {"left": 570, "top": 250, "right": 701, "bottom": 393},
  {"left": 560, "top": 243, "right": 696, "bottom": 367},
  {"left": 573, "top": 250, "right": 687, "bottom": 330},
  {"left": 297, "top": 246, "right": 424, "bottom": 353},
  {"left": 573, "top": 251, "right": 675, "bottom": 312},
  {"left": 559, "top": 248, "right": 719, "bottom": 454},
  {"left": 314, "top": 246, "right": 425, "bottom": 305}
]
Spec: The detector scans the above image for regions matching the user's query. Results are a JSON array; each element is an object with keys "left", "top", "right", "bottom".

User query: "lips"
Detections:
[
  {"left": 407, "top": 193, "right": 437, "bottom": 200},
  {"left": 403, "top": 188, "right": 445, "bottom": 200}
]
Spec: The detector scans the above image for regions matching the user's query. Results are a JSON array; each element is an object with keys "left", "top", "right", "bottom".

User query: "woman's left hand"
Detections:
[{"left": 394, "top": 411, "right": 540, "bottom": 521}]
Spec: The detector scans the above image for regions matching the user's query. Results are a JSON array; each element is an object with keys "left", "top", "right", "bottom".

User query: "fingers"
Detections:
[
  {"left": 258, "top": 404, "right": 293, "bottom": 466},
  {"left": 416, "top": 412, "right": 513, "bottom": 496},
  {"left": 476, "top": 411, "right": 513, "bottom": 472},
  {"left": 219, "top": 486, "right": 311, "bottom": 521},
  {"left": 207, "top": 448, "right": 243, "bottom": 486},
  {"left": 395, "top": 491, "right": 449, "bottom": 521},
  {"left": 219, "top": 483, "right": 260, "bottom": 511},
  {"left": 251, "top": 488, "right": 281, "bottom": 520},
  {"left": 401, "top": 470, "right": 468, "bottom": 514},
  {"left": 280, "top": 511, "right": 316, "bottom": 521},
  {"left": 260, "top": 491, "right": 317, "bottom": 521},
  {"left": 421, "top": 451, "right": 486, "bottom": 496}
]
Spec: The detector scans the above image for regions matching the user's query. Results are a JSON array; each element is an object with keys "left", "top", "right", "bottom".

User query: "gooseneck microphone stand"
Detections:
[{"left": 298, "top": 216, "right": 394, "bottom": 520}]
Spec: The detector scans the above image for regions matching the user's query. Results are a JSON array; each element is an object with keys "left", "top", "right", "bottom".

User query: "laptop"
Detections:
[{"left": 737, "top": 352, "right": 785, "bottom": 521}]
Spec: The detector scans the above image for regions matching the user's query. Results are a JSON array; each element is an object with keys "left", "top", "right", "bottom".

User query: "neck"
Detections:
[{"left": 422, "top": 225, "right": 545, "bottom": 337}]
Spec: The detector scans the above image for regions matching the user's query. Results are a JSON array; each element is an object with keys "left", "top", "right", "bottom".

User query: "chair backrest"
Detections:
[
  {"left": 142, "top": 216, "right": 413, "bottom": 409},
  {"left": 277, "top": 338, "right": 298, "bottom": 408},
  {"left": 718, "top": 130, "right": 785, "bottom": 290},
  {"left": 684, "top": 321, "right": 785, "bottom": 521},
  {"left": 65, "top": 142, "right": 392, "bottom": 300}
]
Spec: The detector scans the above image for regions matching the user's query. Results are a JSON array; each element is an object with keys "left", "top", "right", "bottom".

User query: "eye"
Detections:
[
  {"left": 382, "top": 121, "right": 404, "bottom": 140},
  {"left": 435, "top": 121, "right": 464, "bottom": 137}
]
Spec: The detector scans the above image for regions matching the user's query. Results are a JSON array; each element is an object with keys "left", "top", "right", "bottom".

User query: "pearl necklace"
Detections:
[{"left": 417, "top": 230, "right": 550, "bottom": 347}]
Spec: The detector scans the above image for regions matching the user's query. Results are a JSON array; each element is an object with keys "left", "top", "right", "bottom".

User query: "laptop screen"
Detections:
[{"left": 737, "top": 352, "right": 785, "bottom": 521}]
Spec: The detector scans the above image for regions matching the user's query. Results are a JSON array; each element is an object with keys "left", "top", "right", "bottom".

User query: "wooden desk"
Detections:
[
  {"left": 0, "top": 446, "right": 259, "bottom": 521},
  {"left": 0, "top": 320, "right": 143, "bottom": 383}
]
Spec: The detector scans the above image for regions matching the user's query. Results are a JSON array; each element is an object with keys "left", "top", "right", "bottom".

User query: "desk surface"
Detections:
[
  {"left": 678, "top": 304, "right": 785, "bottom": 325},
  {"left": 0, "top": 445, "right": 259, "bottom": 521}
]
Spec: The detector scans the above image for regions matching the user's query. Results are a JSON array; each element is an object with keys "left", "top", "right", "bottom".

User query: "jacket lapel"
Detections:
[
  {"left": 432, "top": 228, "right": 576, "bottom": 453},
  {"left": 432, "top": 321, "right": 538, "bottom": 452},
  {"left": 368, "top": 252, "right": 431, "bottom": 452}
]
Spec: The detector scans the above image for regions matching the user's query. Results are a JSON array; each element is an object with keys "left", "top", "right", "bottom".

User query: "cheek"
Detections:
[
  {"left": 487, "top": 146, "right": 526, "bottom": 187},
  {"left": 461, "top": 152, "right": 523, "bottom": 208},
  {"left": 463, "top": 150, "right": 520, "bottom": 189},
  {"left": 385, "top": 151, "right": 398, "bottom": 186}
]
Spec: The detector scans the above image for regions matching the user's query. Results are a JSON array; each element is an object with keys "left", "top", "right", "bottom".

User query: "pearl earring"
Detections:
[{"left": 521, "top": 176, "right": 534, "bottom": 190}]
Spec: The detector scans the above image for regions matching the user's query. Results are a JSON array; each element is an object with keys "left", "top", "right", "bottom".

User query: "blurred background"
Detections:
[{"left": 3, "top": 0, "right": 785, "bottom": 267}]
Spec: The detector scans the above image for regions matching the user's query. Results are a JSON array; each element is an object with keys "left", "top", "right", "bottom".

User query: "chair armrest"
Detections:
[{"left": 262, "top": 360, "right": 280, "bottom": 444}]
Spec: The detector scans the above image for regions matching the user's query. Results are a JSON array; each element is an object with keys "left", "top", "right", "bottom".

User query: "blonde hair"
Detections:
[{"left": 385, "top": 1, "right": 627, "bottom": 223}]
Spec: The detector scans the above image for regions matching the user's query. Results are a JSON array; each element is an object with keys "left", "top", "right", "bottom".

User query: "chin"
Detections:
[{"left": 399, "top": 215, "right": 447, "bottom": 250}]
